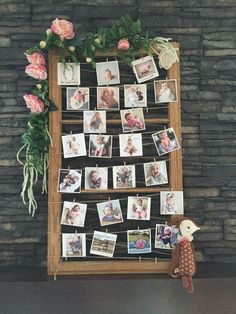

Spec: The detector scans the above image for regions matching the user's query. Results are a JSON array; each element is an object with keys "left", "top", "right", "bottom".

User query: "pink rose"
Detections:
[
  {"left": 25, "top": 52, "right": 46, "bottom": 66},
  {"left": 25, "top": 64, "right": 47, "bottom": 80},
  {"left": 50, "top": 18, "right": 74, "bottom": 41},
  {"left": 118, "top": 38, "right": 130, "bottom": 51},
  {"left": 23, "top": 94, "right": 44, "bottom": 113}
]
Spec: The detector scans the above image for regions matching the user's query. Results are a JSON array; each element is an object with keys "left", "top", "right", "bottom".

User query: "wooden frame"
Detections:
[{"left": 48, "top": 43, "right": 182, "bottom": 276}]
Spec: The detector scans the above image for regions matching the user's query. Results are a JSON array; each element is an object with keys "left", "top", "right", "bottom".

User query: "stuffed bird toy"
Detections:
[{"left": 168, "top": 217, "right": 200, "bottom": 293}]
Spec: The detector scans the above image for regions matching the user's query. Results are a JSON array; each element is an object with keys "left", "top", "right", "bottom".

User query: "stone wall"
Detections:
[{"left": 0, "top": 0, "right": 236, "bottom": 266}]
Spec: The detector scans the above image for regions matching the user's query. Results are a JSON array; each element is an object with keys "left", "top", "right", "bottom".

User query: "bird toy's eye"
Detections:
[{"left": 187, "top": 226, "right": 190, "bottom": 229}]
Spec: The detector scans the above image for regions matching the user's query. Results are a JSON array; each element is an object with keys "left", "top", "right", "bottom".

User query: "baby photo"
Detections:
[
  {"left": 132, "top": 56, "right": 159, "bottom": 83},
  {"left": 155, "top": 224, "right": 179, "bottom": 250},
  {"left": 160, "top": 191, "right": 184, "bottom": 215},
  {"left": 124, "top": 84, "right": 147, "bottom": 108},
  {"left": 89, "top": 135, "right": 112, "bottom": 158},
  {"left": 152, "top": 127, "right": 180, "bottom": 156},
  {"left": 112, "top": 165, "right": 136, "bottom": 189},
  {"left": 57, "top": 169, "right": 82, "bottom": 193},
  {"left": 154, "top": 79, "right": 178, "bottom": 103},
  {"left": 61, "top": 133, "right": 87, "bottom": 159},
  {"left": 119, "top": 133, "right": 143, "bottom": 157},
  {"left": 97, "top": 87, "right": 119, "bottom": 110},
  {"left": 66, "top": 87, "right": 89, "bottom": 110},
  {"left": 83, "top": 110, "right": 106, "bottom": 133},
  {"left": 61, "top": 201, "right": 87, "bottom": 227},
  {"left": 96, "top": 199, "right": 123, "bottom": 226},
  {"left": 62, "top": 233, "right": 86, "bottom": 258},
  {"left": 127, "top": 196, "right": 151, "bottom": 220},
  {"left": 57, "top": 63, "right": 80, "bottom": 85},
  {"left": 127, "top": 229, "right": 152, "bottom": 254},
  {"left": 90, "top": 231, "right": 117, "bottom": 258},
  {"left": 96, "top": 60, "right": 120, "bottom": 86},
  {"left": 143, "top": 161, "right": 168, "bottom": 186},
  {"left": 120, "top": 108, "right": 145, "bottom": 133},
  {"left": 84, "top": 167, "right": 108, "bottom": 190}
]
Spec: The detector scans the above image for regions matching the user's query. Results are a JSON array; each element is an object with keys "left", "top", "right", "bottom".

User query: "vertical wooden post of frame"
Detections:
[
  {"left": 168, "top": 43, "right": 183, "bottom": 191},
  {"left": 48, "top": 51, "right": 62, "bottom": 275}
]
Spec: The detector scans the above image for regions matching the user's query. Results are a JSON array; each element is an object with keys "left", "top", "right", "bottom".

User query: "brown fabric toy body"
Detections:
[{"left": 168, "top": 217, "right": 200, "bottom": 294}]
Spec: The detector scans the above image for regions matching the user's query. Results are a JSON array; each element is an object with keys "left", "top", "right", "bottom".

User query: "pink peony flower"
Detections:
[
  {"left": 50, "top": 18, "right": 74, "bottom": 41},
  {"left": 23, "top": 94, "right": 44, "bottom": 113},
  {"left": 117, "top": 38, "right": 130, "bottom": 51},
  {"left": 25, "top": 52, "right": 46, "bottom": 66},
  {"left": 25, "top": 64, "right": 47, "bottom": 80}
]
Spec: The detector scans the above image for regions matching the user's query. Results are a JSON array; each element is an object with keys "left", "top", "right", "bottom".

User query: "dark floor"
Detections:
[{"left": 0, "top": 264, "right": 236, "bottom": 314}]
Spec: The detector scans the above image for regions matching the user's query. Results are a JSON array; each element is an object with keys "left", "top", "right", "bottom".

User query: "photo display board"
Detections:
[{"left": 48, "top": 43, "right": 183, "bottom": 276}]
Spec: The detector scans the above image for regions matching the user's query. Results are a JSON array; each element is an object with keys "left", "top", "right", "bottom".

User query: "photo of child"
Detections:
[
  {"left": 90, "top": 231, "right": 117, "bottom": 258},
  {"left": 127, "top": 197, "right": 151, "bottom": 220},
  {"left": 152, "top": 127, "right": 180, "bottom": 156},
  {"left": 97, "top": 87, "right": 119, "bottom": 110},
  {"left": 57, "top": 63, "right": 80, "bottom": 86},
  {"left": 120, "top": 108, "right": 145, "bottom": 133},
  {"left": 61, "top": 133, "right": 87, "bottom": 159},
  {"left": 112, "top": 165, "right": 136, "bottom": 189},
  {"left": 124, "top": 84, "right": 147, "bottom": 108},
  {"left": 154, "top": 79, "right": 178, "bottom": 103},
  {"left": 96, "top": 61, "right": 120, "bottom": 86},
  {"left": 119, "top": 134, "right": 143, "bottom": 157},
  {"left": 96, "top": 199, "right": 123, "bottom": 226},
  {"left": 132, "top": 56, "right": 159, "bottom": 83},
  {"left": 143, "top": 161, "right": 168, "bottom": 186},
  {"left": 155, "top": 224, "right": 179, "bottom": 250},
  {"left": 127, "top": 229, "right": 152, "bottom": 254},
  {"left": 58, "top": 169, "right": 82, "bottom": 193},
  {"left": 160, "top": 191, "right": 184, "bottom": 215},
  {"left": 84, "top": 167, "right": 108, "bottom": 190},
  {"left": 62, "top": 233, "right": 86, "bottom": 257},
  {"left": 66, "top": 87, "right": 89, "bottom": 110},
  {"left": 83, "top": 111, "right": 106, "bottom": 133},
  {"left": 61, "top": 201, "right": 87, "bottom": 227},
  {"left": 89, "top": 135, "right": 112, "bottom": 158}
]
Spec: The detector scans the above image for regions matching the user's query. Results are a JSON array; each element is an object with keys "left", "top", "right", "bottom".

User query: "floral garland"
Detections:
[{"left": 17, "top": 15, "right": 179, "bottom": 216}]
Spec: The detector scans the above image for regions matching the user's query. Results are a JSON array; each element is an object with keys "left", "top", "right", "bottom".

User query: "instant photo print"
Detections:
[{"left": 57, "top": 63, "right": 80, "bottom": 85}]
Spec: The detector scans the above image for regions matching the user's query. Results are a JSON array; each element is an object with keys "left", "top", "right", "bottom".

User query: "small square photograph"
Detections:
[
  {"left": 97, "top": 87, "right": 119, "bottom": 110},
  {"left": 132, "top": 56, "right": 159, "bottom": 83},
  {"left": 96, "top": 61, "right": 120, "bottom": 86},
  {"left": 89, "top": 135, "right": 112, "bottom": 158},
  {"left": 152, "top": 127, "right": 180, "bottom": 156},
  {"left": 154, "top": 79, "right": 178, "bottom": 103},
  {"left": 84, "top": 167, "right": 108, "bottom": 190},
  {"left": 61, "top": 201, "right": 87, "bottom": 227},
  {"left": 124, "top": 84, "right": 147, "bottom": 108},
  {"left": 58, "top": 169, "right": 82, "bottom": 193},
  {"left": 61, "top": 133, "right": 87, "bottom": 159},
  {"left": 127, "top": 196, "right": 151, "bottom": 220},
  {"left": 66, "top": 87, "right": 89, "bottom": 110},
  {"left": 160, "top": 191, "right": 184, "bottom": 215},
  {"left": 119, "top": 133, "right": 143, "bottom": 157},
  {"left": 155, "top": 224, "right": 179, "bottom": 250},
  {"left": 57, "top": 63, "right": 80, "bottom": 86},
  {"left": 113, "top": 165, "right": 136, "bottom": 189},
  {"left": 83, "top": 110, "right": 106, "bottom": 133},
  {"left": 90, "top": 231, "right": 117, "bottom": 258},
  {"left": 120, "top": 108, "right": 145, "bottom": 133},
  {"left": 62, "top": 233, "right": 86, "bottom": 257},
  {"left": 127, "top": 229, "right": 152, "bottom": 254},
  {"left": 143, "top": 161, "right": 168, "bottom": 186},
  {"left": 96, "top": 199, "right": 123, "bottom": 226}
]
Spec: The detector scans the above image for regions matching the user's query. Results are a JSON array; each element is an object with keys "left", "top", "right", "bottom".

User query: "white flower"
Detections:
[
  {"left": 39, "top": 41, "right": 46, "bottom": 49},
  {"left": 158, "top": 49, "right": 177, "bottom": 70},
  {"left": 86, "top": 57, "right": 92, "bottom": 63},
  {"left": 46, "top": 29, "right": 52, "bottom": 36},
  {"left": 68, "top": 46, "right": 75, "bottom": 52},
  {"left": 36, "top": 83, "right": 42, "bottom": 90}
]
